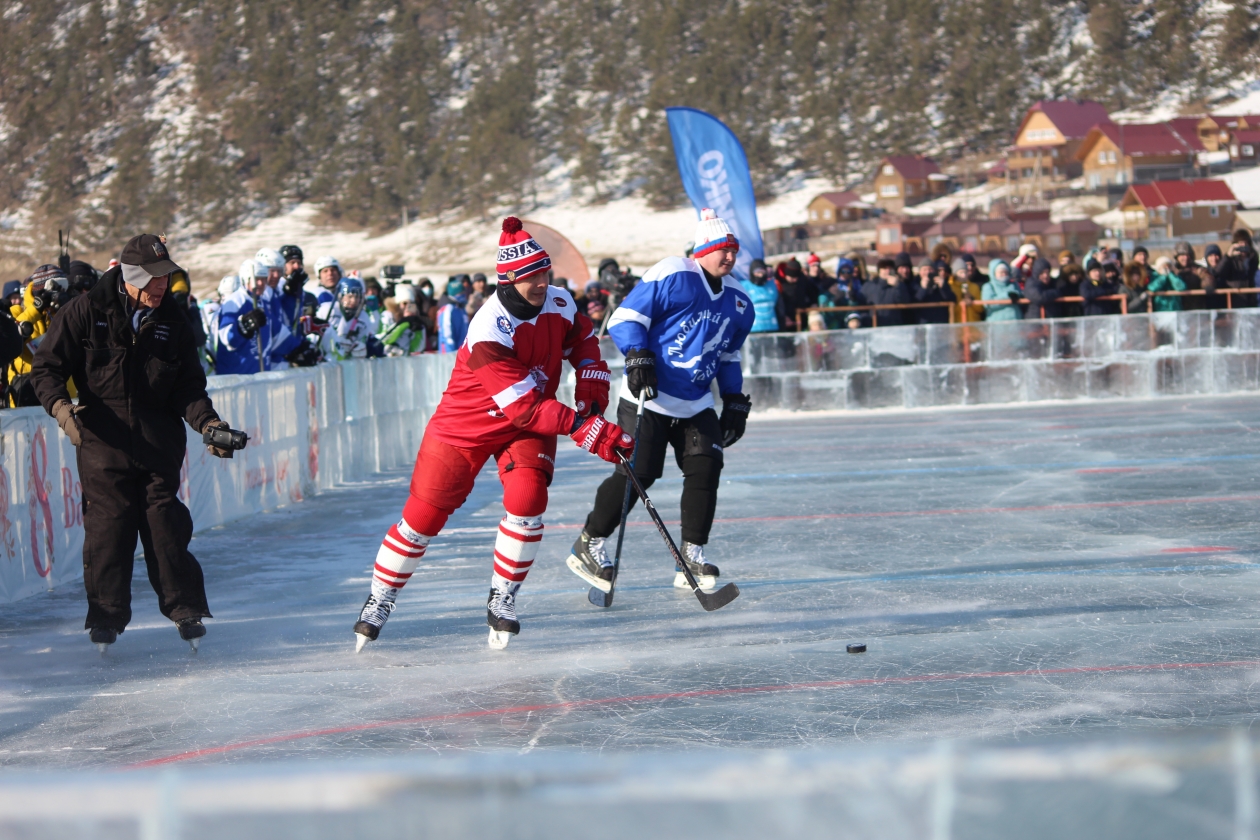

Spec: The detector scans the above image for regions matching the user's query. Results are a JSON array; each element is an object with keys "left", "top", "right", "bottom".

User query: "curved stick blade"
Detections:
[
  {"left": 696, "top": 583, "right": 740, "bottom": 611},
  {"left": 588, "top": 585, "right": 613, "bottom": 608}
]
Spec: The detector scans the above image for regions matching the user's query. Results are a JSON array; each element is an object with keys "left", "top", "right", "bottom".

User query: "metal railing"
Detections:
[{"left": 796, "top": 288, "right": 1260, "bottom": 331}]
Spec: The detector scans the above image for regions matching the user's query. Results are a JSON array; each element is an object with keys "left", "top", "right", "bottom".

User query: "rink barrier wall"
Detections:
[
  {"left": 0, "top": 354, "right": 455, "bottom": 604},
  {"left": 0, "top": 732, "right": 1254, "bottom": 838},
  {"left": 741, "top": 309, "right": 1260, "bottom": 411}
]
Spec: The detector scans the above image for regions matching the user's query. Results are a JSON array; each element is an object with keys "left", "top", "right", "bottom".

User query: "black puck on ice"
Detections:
[{"left": 846, "top": 643, "right": 867, "bottom": 654}]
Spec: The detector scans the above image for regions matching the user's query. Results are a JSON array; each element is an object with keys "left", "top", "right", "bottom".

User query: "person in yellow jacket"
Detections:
[
  {"left": 949, "top": 254, "right": 986, "bottom": 323},
  {"left": 8, "top": 264, "right": 72, "bottom": 406}
]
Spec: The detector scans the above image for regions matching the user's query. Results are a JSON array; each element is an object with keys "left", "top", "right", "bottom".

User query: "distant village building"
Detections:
[
  {"left": 1167, "top": 116, "right": 1222, "bottom": 153},
  {"left": 1075, "top": 121, "right": 1198, "bottom": 187},
  {"left": 1217, "top": 114, "right": 1260, "bottom": 159},
  {"left": 1227, "top": 128, "right": 1260, "bottom": 167},
  {"left": 1117, "top": 180, "right": 1239, "bottom": 242},
  {"left": 806, "top": 191, "right": 875, "bottom": 224},
  {"left": 872, "top": 156, "right": 948, "bottom": 213},
  {"left": 1006, "top": 99, "right": 1110, "bottom": 183}
]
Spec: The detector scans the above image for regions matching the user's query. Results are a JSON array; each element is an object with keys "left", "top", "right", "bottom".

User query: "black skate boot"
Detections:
[
  {"left": 177, "top": 619, "right": 206, "bottom": 653},
  {"left": 566, "top": 530, "right": 615, "bottom": 592},
  {"left": 674, "top": 541, "right": 719, "bottom": 591},
  {"left": 354, "top": 591, "right": 397, "bottom": 652},
  {"left": 89, "top": 626, "right": 117, "bottom": 654},
  {"left": 486, "top": 585, "right": 520, "bottom": 650}
]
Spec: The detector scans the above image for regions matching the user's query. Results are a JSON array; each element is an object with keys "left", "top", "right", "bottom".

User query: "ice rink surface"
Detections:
[{"left": 4, "top": 394, "right": 1260, "bottom": 772}]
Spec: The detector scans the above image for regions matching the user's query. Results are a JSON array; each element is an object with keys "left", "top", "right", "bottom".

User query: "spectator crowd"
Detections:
[
  {"left": 743, "top": 231, "right": 1260, "bottom": 333},
  {"left": 1, "top": 229, "right": 1255, "bottom": 407},
  {"left": 0, "top": 242, "right": 649, "bottom": 408}
]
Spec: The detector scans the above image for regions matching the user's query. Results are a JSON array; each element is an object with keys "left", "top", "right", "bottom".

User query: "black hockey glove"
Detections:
[
  {"left": 285, "top": 339, "right": 321, "bottom": 367},
  {"left": 719, "top": 393, "right": 752, "bottom": 448},
  {"left": 284, "top": 269, "right": 308, "bottom": 297},
  {"left": 624, "top": 348, "right": 657, "bottom": 400},
  {"left": 237, "top": 307, "right": 267, "bottom": 339}
]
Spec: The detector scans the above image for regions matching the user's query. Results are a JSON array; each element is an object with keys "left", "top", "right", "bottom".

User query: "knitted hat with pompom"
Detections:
[
  {"left": 496, "top": 217, "right": 552, "bottom": 283},
  {"left": 692, "top": 209, "right": 739, "bottom": 259}
]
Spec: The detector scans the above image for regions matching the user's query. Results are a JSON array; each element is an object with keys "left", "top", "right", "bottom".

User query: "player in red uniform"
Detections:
[{"left": 353, "top": 217, "right": 634, "bottom": 650}]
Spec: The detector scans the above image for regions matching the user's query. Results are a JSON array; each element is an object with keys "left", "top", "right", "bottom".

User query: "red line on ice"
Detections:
[{"left": 125, "top": 658, "right": 1260, "bottom": 769}]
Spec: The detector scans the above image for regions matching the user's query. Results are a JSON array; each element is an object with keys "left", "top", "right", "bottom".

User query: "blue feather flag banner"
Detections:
[{"left": 665, "top": 107, "right": 764, "bottom": 282}]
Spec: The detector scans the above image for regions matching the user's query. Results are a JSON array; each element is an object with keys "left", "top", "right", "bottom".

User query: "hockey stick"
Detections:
[
  {"left": 616, "top": 451, "right": 740, "bottom": 612},
  {"left": 588, "top": 391, "right": 646, "bottom": 608}
]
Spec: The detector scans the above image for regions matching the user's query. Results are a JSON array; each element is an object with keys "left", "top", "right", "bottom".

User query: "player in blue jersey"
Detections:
[{"left": 567, "top": 209, "right": 755, "bottom": 593}]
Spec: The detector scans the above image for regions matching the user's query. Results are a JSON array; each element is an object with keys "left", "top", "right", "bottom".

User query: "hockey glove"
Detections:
[
  {"left": 624, "top": 348, "right": 657, "bottom": 400},
  {"left": 33, "top": 287, "right": 56, "bottom": 312},
  {"left": 202, "top": 419, "right": 234, "bottom": 459},
  {"left": 238, "top": 307, "right": 267, "bottom": 339},
  {"left": 574, "top": 361, "right": 611, "bottom": 416},
  {"left": 283, "top": 269, "right": 308, "bottom": 297},
  {"left": 52, "top": 399, "right": 85, "bottom": 447},
  {"left": 720, "top": 393, "right": 752, "bottom": 448},
  {"left": 570, "top": 414, "right": 634, "bottom": 465},
  {"left": 284, "top": 338, "right": 321, "bottom": 367}
]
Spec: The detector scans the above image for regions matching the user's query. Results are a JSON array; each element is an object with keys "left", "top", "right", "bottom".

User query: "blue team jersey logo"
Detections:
[
  {"left": 496, "top": 315, "right": 515, "bottom": 337},
  {"left": 666, "top": 309, "right": 731, "bottom": 382}
]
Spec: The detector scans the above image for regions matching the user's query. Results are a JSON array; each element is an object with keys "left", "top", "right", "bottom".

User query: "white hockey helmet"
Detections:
[
  {"left": 218, "top": 274, "right": 242, "bottom": 297},
  {"left": 313, "top": 256, "right": 341, "bottom": 274},
  {"left": 238, "top": 259, "right": 268, "bottom": 280},
  {"left": 254, "top": 247, "right": 284, "bottom": 270}
]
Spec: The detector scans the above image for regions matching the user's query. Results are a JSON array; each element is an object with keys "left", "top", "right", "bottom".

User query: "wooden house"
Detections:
[
  {"left": 1075, "top": 122, "right": 1197, "bottom": 188},
  {"left": 1006, "top": 100, "right": 1111, "bottom": 183},
  {"left": 872, "top": 156, "right": 948, "bottom": 213},
  {"left": 807, "top": 191, "right": 875, "bottom": 225},
  {"left": 1228, "top": 130, "right": 1260, "bottom": 167},
  {"left": 1117, "top": 180, "right": 1239, "bottom": 241}
]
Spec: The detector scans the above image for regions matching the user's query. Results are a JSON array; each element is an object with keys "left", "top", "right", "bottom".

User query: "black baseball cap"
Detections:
[{"left": 119, "top": 233, "right": 182, "bottom": 290}]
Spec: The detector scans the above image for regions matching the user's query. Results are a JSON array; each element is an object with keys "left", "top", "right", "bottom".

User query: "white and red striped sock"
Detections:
[
  {"left": 491, "top": 514, "right": 543, "bottom": 590},
  {"left": 371, "top": 519, "right": 433, "bottom": 600}
]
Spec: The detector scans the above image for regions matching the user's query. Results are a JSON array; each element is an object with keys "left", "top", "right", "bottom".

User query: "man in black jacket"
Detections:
[{"left": 30, "top": 234, "right": 235, "bottom": 652}]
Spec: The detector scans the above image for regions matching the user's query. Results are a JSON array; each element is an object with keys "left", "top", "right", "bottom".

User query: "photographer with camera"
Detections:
[
  {"left": 31, "top": 234, "right": 244, "bottom": 652},
  {"left": 1214, "top": 230, "right": 1260, "bottom": 308},
  {"left": 7, "top": 264, "right": 72, "bottom": 407}
]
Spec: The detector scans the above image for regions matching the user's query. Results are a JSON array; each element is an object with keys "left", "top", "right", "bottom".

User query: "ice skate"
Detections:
[
  {"left": 674, "top": 541, "right": 719, "bottom": 591},
  {"left": 486, "top": 585, "right": 520, "bottom": 650},
  {"left": 177, "top": 619, "right": 206, "bottom": 652},
  {"left": 354, "top": 591, "right": 397, "bottom": 652},
  {"left": 566, "top": 530, "right": 615, "bottom": 592},
  {"left": 89, "top": 626, "right": 117, "bottom": 654}
]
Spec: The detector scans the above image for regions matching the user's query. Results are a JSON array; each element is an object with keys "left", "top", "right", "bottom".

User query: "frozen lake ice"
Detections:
[{"left": 4, "top": 393, "right": 1260, "bottom": 835}]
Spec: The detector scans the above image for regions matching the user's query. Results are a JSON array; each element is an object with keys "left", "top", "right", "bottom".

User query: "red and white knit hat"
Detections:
[
  {"left": 692, "top": 208, "right": 739, "bottom": 258},
  {"left": 496, "top": 217, "right": 552, "bottom": 283}
]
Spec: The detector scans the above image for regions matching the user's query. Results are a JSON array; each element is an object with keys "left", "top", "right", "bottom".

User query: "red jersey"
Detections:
[{"left": 426, "top": 286, "right": 602, "bottom": 449}]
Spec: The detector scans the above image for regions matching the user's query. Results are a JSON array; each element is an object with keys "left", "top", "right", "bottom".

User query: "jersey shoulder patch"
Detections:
[
  {"left": 465, "top": 295, "right": 515, "bottom": 348},
  {"left": 544, "top": 287, "right": 577, "bottom": 321}
]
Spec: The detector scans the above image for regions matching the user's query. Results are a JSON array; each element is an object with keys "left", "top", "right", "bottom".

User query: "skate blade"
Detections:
[
  {"left": 95, "top": 643, "right": 109, "bottom": 654},
  {"left": 188, "top": 638, "right": 199, "bottom": 653},
  {"left": 673, "top": 572, "right": 717, "bottom": 592},
  {"left": 566, "top": 555, "right": 612, "bottom": 592},
  {"left": 355, "top": 633, "right": 370, "bottom": 653},
  {"left": 487, "top": 628, "right": 513, "bottom": 650}
]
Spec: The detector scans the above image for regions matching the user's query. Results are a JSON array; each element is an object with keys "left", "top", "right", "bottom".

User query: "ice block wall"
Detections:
[{"left": 740, "top": 310, "right": 1260, "bottom": 411}]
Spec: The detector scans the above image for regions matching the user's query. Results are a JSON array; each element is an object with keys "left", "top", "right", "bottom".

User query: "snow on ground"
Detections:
[
  {"left": 178, "top": 178, "right": 837, "bottom": 295},
  {"left": 1223, "top": 166, "right": 1260, "bottom": 209}
]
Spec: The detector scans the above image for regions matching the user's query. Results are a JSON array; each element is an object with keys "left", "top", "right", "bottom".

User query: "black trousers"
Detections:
[
  {"left": 584, "top": 398, "right": 724, "bottom": 546},
  {"left": 78, "top": 440, "right": 211, "bottom": 632}
]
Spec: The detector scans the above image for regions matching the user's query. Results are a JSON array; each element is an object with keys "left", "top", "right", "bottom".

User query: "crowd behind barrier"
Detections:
[{"left": 0, "top": 355, "right": 454, "bottom": 604}]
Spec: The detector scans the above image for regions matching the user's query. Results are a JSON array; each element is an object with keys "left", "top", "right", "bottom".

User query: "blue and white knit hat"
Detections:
[{"left": 692, "top": 209, "right": 739, "bottom": 258}]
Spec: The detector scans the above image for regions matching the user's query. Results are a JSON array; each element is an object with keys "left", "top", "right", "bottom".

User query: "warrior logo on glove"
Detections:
[{"left": 574, "top": 361, "right": 612, "bottom": 416}]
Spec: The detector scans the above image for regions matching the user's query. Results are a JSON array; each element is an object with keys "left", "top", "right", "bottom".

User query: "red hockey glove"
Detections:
[
  {"left": 570, "top": 414, "right": 634, "bottom": 464},
  {"left": 574, "top": 361, "right": 611, "bottom": 417}
]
